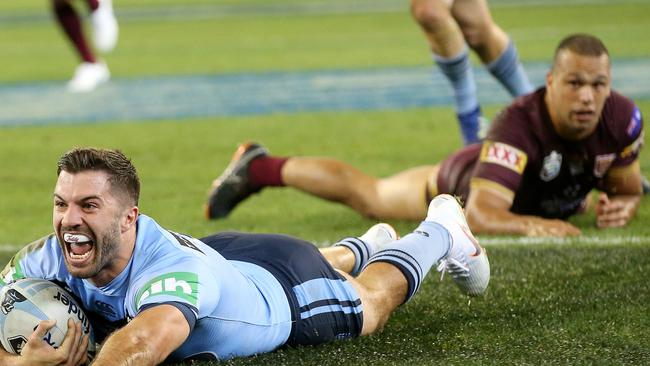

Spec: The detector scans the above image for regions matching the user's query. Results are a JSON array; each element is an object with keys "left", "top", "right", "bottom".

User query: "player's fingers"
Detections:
[
  {"left": 30, "top": 319, "right": 57, "bottom": 340},
  {"left": 598, "top": 192, "right": 609, "bottom": 204},
  {"left": 596, "top": 192, "right": 610, "bottom": 214},
  {"left": 71, "top": 333, "right": 89, "bottom": 366},
  {"left": 58, "top": 318, "right": 79, "bottom": 357},
  {"left": 597, "top": 214, "right": 628, "bottom": 228}
]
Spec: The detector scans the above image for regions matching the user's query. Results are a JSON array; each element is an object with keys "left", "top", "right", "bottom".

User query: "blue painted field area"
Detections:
[{"left": 1, "top": 59, "right": 649, "bottom": 126}]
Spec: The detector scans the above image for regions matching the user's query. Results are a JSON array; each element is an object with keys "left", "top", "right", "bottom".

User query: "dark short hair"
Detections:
[
  {"left": 553, "top": 33, "right": 609, "bottom": 65},
  {"left": 57, "top": 148, "right": 140, "bottom": 206}
]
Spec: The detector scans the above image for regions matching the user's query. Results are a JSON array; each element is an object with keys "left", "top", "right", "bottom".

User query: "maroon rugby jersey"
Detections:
[{"left": 437, "top": 88, "right": 644, "bottom": 219}]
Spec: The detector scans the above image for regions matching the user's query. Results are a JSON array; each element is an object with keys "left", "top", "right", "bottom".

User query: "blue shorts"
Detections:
[{"left": 200, "top": 232, "right": 364, "bottom": 346}]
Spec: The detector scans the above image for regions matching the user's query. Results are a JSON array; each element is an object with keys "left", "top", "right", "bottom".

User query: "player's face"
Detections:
[
  {"left": 545, "top": 50, "right": 611, "bottom": 140},
  {"left": 53, "top": 170, "right": 135, "bottom": 283}
]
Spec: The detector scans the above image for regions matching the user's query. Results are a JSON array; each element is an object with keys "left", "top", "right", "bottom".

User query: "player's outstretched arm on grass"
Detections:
[
  {"left": 466, "top": 184, "right": 581, "bottom": 237},
  {"left": 91, "top": 304, "right": 190, "bottom": 366},
  {"left": 597, "top": 160, "right": 643, "bottom": 228},
  {"left": 0, "top": 318, "right": 87, "bottom": 366}
]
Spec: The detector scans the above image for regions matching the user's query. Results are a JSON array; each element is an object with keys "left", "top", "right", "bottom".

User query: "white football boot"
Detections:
[
  {"left": 91, "top": 0, "right": 119, "bottom": 53},
  {"left": 427, "top": 194, "right": 490, "bottom": 296},
  {"left": 359, "top": 223, "right": 400, "bottom": 253},
  {"left": 67, "top": 61, "right": 110, "bottom": 93}
]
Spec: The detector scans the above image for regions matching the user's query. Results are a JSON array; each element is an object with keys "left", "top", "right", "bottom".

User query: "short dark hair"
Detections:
[
  {"left": 553, "top": 33, "right": 609, "bottom": 64},
  {"left": 57, "top": 148, "right": 140, "bottom": 206}
]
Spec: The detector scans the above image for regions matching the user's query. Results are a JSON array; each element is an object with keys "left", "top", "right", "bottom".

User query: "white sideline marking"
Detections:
[
  {"left": 478, "top": 235, "right": 650, "bottom": 246},
  {"left": 316, "top": 235, "right": 650, "bottom": 248}
]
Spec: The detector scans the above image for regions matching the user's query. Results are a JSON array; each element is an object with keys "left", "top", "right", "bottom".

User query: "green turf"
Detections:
[
  {"left": 1, "top": 1, "right": 650, "bottom": 82},
  {"left": 1, "top": 0, "right": 650, "bottom": 364}
]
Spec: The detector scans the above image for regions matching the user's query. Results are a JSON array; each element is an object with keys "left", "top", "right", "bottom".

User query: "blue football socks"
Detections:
[
  {"left": 364, "top": 221, "right": 451, "bottom": 303},
  {"left": 435, "top": 48, "right": 481, "bottom": 145},
  {"left": 487, "top": 41, "right": 534, "bottom": 97},
  {"left": 334, "top": 237, "right": 374, "bottom": 276}
]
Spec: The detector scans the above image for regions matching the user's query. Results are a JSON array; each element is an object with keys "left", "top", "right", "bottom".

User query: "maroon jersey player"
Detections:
[{"left": 204, "top": 34, "right": 644, "bottom": 237}]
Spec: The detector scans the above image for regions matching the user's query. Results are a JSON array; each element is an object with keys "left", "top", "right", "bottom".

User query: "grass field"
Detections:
[{"left": 1, "top": 0, "right": 649, "bottom": 364}]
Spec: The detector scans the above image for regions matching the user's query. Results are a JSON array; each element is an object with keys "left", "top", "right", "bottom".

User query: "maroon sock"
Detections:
[
  {"left": 249, "top": 156, "right": 288, "bottom": 188},
  {"left": 53, "top": 1, "right": 96, "bottom": 63},
  {"left": 86, "top": 0, "right": 99, "bottom": 11}
]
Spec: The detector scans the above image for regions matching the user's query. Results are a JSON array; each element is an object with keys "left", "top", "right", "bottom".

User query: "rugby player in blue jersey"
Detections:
[
  {"left": 0, "top": 148, "right": 489, "bottom": 365},
  {"left": 207, "top": 34, "right": 645, "bottom": 237}
]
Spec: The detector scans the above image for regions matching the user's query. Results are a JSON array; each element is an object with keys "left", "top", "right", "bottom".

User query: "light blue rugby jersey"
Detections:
[{"left": 0, "top": 214, "right": 293, "bottom": 361}]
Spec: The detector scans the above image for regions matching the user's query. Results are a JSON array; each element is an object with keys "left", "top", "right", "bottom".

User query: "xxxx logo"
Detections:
[{"left": 135, "top": 272, "right": 199, "bottom": 308}]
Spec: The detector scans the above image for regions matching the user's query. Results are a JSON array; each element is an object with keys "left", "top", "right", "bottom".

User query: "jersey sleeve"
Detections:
[
  {"left": 126, "top": 257, "right": 219, "bottom": 321},
  {"left": 471, "top": 106, "right": 533, "bottom": 194},
  {"left": 0, "top": 235, "right": 66, "bottom": 286},
  {"left": 610, "top": 98, "right": 644, "bottom": 168}
]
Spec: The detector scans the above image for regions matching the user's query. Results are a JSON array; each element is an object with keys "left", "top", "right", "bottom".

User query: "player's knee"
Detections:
[
  {"left": 462, "top": 23, "right": 494, "bottom": 50},
  {"left": 410, "top": 0, "right": 449, "bottom": 30}
]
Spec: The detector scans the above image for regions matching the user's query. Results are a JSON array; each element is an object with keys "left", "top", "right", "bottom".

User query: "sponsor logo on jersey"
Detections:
[
  {"left": 1, "top": 289, "right": 27, "bottom": 315},
  {"left": 136, "top": 272, "right": 199, "bottom": 308},
  {"left": 621, "top": 131, "right": 644, "bottom": 159},
  {"left": 594, "top": 153, "right": 617, "bottom": 178},
  {"left": 540, "top": 151, "right": 562, "bottom": 182},
  {"left": 479, "top": 141, "right": 527, "bottom": 174},
  {"left": 626, "top": 107, "right": 642, "bottom": 137},
  {"left": 94, "top": 300, "right": 117, "bottom": 317}
]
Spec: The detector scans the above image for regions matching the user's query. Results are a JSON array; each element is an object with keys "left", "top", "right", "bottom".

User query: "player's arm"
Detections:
[
  {"left": 466, "top": 179, "right": 581, "bottom": 237},
  {"left": 91, "top": 304, "right": 190, "bottom": 366},
  {"left": 596, "top": 159, "right": 643, "bottom": 228},
  {"left": 0, "top": 319, "right": 87, "bottom": 366}
]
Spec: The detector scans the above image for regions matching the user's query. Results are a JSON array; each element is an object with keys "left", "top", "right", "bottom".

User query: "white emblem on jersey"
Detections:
[
  {"left": 594, "top": 153, "right": 617, "bottom": 178},
  {"left": 540, "top": 151, "right": 562, "bottom": 181}
]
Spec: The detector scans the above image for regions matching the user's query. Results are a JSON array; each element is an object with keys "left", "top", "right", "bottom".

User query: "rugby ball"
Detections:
[{"left": 0, "top": 278, "right": 95, "bottom": 355}]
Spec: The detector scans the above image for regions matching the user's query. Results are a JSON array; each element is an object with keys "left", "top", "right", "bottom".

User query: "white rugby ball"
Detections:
[{"left": 0, "top": 278, "right": 95, "bottom": 355}]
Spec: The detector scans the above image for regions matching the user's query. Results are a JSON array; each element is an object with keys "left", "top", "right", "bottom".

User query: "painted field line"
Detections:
[
  {"left": 2, "top": 59, "right": 649, "bottom": 127},
  {"left": 478, "top": 235, "right": 650, "bottom": 246},
  {"left": 311, "top": 235, "right": 650, "bottom": 249}
]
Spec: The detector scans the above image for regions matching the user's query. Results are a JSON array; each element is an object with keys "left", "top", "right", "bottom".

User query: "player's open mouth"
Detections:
[{"left": 63, "top": 233, "right": 95, "bottom": 264}]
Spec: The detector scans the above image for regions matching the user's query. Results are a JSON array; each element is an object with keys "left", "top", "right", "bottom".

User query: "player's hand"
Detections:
[
  {"left": 18, "top": 318, "right": 86, "bottom": 366},
  {"left": 595, "top": 192, "right": 636, "bottom": 228},
  {"left": 526, "top": 218, "right": 581, "bottom": 237}
]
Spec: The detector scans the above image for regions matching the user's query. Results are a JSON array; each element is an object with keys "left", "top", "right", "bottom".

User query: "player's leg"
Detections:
[
  {"left": 52, "top": 0, "right": 96, "bottom": 64},
  {"left": 205, "top": 142, "right": 437, "bottom": 221},
  {"left": 321, "top": 223, "right": 399, "bottom": 275},
  {"left": 52, "top": 0, "right": 110, "bottom": 92},
  {"left": 451, "top": 0, "right": 533, "bottom": 97},
  {"left": 282, "top": 159, "right": 436, "bottom": 220},
  {"left": 345, "top": 195, "right": 490, "bottom": 335},
  {"left": 410, "top": 0, "right": 482, "bottom": 145},
  {"left": 91, "top": 0, "right": 119, "bottom": 53}
]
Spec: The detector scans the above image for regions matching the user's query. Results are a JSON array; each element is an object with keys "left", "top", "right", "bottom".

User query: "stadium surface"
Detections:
[{"left": 1, "top": 59, "right": 649, "bottom": 126}]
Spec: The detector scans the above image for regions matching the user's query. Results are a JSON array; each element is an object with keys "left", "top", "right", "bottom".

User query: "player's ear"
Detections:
[
  {"left": 545, "top": 71, "right": 553, "bottom": 89},
  {"left": 122, "top": 206, "right": 139, "bottom": 231}
]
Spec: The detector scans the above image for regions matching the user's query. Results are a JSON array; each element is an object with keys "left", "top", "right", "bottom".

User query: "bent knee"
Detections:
[
  {"left": 461, "top": 23, "right": 496, "bottom": 50},
  {"left": 410, "top": 0, "right": 452, "bottom": 30}
]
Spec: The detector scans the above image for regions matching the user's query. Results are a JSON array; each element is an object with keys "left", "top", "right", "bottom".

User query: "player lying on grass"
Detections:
[
  {"left": 206, "top": 34, "right": 645, "bottom": 237},
  {"left": 0, "top": 147, "right": 489, "bottom": 365}
]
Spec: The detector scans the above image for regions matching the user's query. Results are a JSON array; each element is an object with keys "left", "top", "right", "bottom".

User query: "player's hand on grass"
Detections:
[
  {"left": 595, "top": 192, "right": 637, "bottom": 228},
  {"left": 18, "top": 318, "right": 87, "bottom": 366}
]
